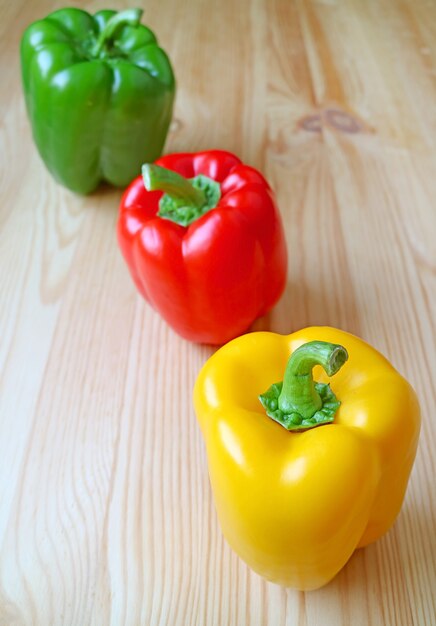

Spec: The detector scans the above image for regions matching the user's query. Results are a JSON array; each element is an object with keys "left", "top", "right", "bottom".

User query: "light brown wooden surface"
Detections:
[{"left": 1, "top": 0, "right": 435, "bottom": 624}]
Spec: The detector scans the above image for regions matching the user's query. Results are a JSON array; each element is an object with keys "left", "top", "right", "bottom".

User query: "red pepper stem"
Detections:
[
  {"left": 142, "top": 164, "right": 206, "bottom": 209},
  {"left": 92, "top": 9, "right": 143, "bottom": 57},
  {"left": 278, "top": 341, "right": 348, "bottom": 419}
]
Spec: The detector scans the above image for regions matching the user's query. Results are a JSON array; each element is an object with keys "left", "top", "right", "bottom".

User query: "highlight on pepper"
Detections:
[
  {"left": 193, "top": 326, "right": 421, "bottom": 590},
  {"left": 117, "top": 150, "right": 288, "bottom": 345}
]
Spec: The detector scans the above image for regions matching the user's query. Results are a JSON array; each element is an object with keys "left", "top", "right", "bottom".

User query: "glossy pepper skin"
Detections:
[
  {"left": 21, "top": 8, "right": 175, "bottom": 194},
  {"left": 117, "top": 150, "right": 287, "bottom": 344},
  {"left": 194, "top": 326, "right": 420, "bottom": 590}
]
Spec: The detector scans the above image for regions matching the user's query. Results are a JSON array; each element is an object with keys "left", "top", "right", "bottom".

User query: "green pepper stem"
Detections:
[
  {"left": 142, "top": 164, "right": 206, "bottom": 209},
  {"left": 278, "top": 341, "right": 348, "bottom": 419},
  {"left": 92, "top": 9, "right": 143, "bottom": 57}
]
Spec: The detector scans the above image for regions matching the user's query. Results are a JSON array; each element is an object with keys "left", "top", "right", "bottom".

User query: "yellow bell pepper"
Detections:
[{"left": 193, "top": 326, "right": 420, "bottom": 590}]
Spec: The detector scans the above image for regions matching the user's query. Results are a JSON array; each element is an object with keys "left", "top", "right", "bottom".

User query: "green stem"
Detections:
[
  {"left": 92, "top": 9, "right": 143, "bottom": 57},
  {"left": 279, "top": 341, "right": 348, "bottom": 418},
  {"left": 142, "top": 164, "right": 221, "bottom": 227},
  {"left": 142, "top": 164, "right": 206, "bottom": 208},
  {"left": 259, "top": 341, "right": 348, "bottom": 431}
]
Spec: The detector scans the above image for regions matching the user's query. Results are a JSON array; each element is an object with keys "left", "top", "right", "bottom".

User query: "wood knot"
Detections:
[
  {"left": 299, "top": 114, "right": 323, "bottom": 133},
  {"left": 324, "top": 108, "right": 363, "bottom": 134},
  {"left": 298, "top": 107, "right": 371, "bottom": 135}
]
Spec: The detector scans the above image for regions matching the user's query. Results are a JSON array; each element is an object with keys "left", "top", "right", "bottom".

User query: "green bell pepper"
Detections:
[{"left": 21, "top": 8, "right": 175, "bottom": 194}]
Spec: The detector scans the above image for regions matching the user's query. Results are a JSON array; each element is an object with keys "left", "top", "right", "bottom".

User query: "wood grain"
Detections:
[{"left": 1, "top": 0, "right": 435, "bottom": 624}]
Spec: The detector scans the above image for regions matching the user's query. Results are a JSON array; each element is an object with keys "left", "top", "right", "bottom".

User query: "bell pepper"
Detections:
[
  {"left": 117, "top": 150, "right": 288, "bottom": 344},
  {"left": 20, "top": 8, "right": 175, "bottom": 194},
  {"left": 193, "top": 326, "right": 420, "bottom": 589}
]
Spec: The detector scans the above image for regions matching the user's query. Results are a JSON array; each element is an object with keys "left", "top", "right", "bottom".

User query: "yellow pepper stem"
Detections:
[
  {"left": 259, "top": 341, "right": 348, "bottom": 431},
  {"left": 280, "top": 341, "right": 348, "bottom": 417}
]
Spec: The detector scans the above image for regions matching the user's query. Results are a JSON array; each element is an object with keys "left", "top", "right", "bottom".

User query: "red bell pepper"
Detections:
[{"left": 117, "top": 150, "right": 287, "bottom": 344}]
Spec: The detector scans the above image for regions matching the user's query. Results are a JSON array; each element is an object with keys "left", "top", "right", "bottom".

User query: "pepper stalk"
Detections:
[
  {"left": 142, "top": 164, "right": 221, "bottom": 227},
  {"left": 259, "top": 341, "right": 348, "bottom": 431}
]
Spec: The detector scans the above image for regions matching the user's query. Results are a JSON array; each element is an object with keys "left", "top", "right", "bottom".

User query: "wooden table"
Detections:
[{"left": 1, "top": 1, "right": 435, "bottom": 624}]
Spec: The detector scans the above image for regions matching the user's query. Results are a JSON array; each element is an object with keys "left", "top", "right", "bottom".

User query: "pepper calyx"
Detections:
[
  {"left": 259, "top": 341, "right": 348, "bottom": 432},
  {"left": 142, "top": 164, "right": 221, "bottom": 227},
  {"left": 259, "top": 381, "right": 340, "bottom": 431}
]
